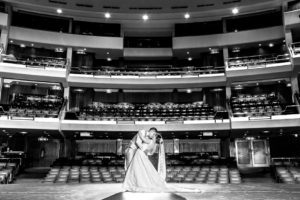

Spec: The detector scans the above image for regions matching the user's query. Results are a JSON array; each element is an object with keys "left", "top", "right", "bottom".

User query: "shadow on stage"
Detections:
[{"left": 102, "top": 192, "right": 186, "bottom": 200}]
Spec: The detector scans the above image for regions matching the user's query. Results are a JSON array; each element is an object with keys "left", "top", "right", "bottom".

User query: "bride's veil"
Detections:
[{"left": 157, "top": 134, "right": 166, "bottom": 180}]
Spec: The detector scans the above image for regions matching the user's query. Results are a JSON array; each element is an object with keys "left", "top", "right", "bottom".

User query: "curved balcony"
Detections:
[
  {"left": 68, "top": 66, "right": 226, "bottom": 89},
  {"left": 288, "top": 42, "right": 300, "bottom": 73},
  {"left": 0, "top": 54, "right": 69, "bottom": 85},
  {"left": 226, "top": 54, "right": 292, "bottom": 82}
]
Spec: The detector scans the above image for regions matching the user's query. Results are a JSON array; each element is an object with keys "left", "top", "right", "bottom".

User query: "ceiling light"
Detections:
[
  {"left": 258, "top": 43, "right": 262, "bottom": 47},
  {"left": 31, "top": 43, "right": 34, "bottom": 47},
  {"left": 186, "top": 89, "right": 192, "bottom": 93},
  {"left": 20, "top": 131, "right": 28, "bottom": 135},
  {"left": 57, "top": 9, "right": 62, "bottom": 14},
  {"left": 287, "top": 83, "right": 291, "bottom": 87},
  {"left": 234, "top": 29, "right": 238, "bottom": 32},
  {"left": 107, "top": 57, "right": 112, "bottom": 62},
  {"left": 106, "top": 52, "right": 110, "bottom": 55},
  {"left": 186, "top": 51, "right": 190, "bottom": 55},
  {"left": 188, "top": 57, "right": 192, "bottom": 61},
  {"left": 106, "top": 89, "right": 112, "bottom": 94},
  {"left": 142, "top": 14, "right": 149, "bottom": 21},
  {"left": 20, "top": 44, "right": 26, "bottom": 48},
  {"left": 4, "top": 84, "right": 10, "bottom": 88},
  {"left": 10, "top": 40, "right": 13, "bottom": 43},
  {"left": 232, "top": 47, "right": 240, "bottom": 53},
  {"left": 76, "top": 49, "right": 86, "bottom": 54},
  {"left": 104, "top": 12, "right": 111, "bottom": 19},
  {"left": 269, "top": 43, "right": 274, "bottom": 47},
  {"left": 210, "top": 48, "right": 219, "bottom": 54},
  {"left": 184, "top": 13, "right": 190, "bottom": 19},
  {"left": 232, "top": 7, "right": 239, "bottom": 15}
]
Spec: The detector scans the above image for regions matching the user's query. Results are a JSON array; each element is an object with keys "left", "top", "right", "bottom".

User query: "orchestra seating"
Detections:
[
  {"left": 68, "top": 102, "right": 228, "bottom": 121},
  {"left": 227, "top": 54, "right": 290, "bottom": 69},
  {"left": 273, "top": 158, "right": 300, "bottom": 184},
  {"left": 230, "top": 92, "right": 298, "bottom": 118},
  {"left": 0, "top": 54, "right": 68, "bottom": 68},
  {"left": 71, "top": 65, "right": 225, "bottom": 76},
  {"left": 0, "top": 158, "right": 20, "bottom": 184},
  {"left": 1, "top": 94, "right": 64, "bottom": 119}
]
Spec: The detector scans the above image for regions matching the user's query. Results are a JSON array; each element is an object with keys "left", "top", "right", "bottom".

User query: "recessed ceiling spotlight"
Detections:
[
  {"left": 56, "top": 8, "right": 62, "bottom": 14},
  {"left": 104, "top": 12, "right": 111, "bottom": 19},
  {"left": 107, "top": 57, "right": 112, "bottom": 62},
  {"left": 232, "top": 7, "right": 239, "bottom": 15},
  {"left": 188, "top": 57, "right": 192, "bottom": 61},
  {"left": 4, "top": 84, "right": 10, "bottom": 88},
  {"left": 234, "top": 29, "right": 238, "bottom": 32},
  {"left": 269, "top": 43, "right": 274, "bottom": 47},
  {"left": 142, "top": 14, "right": 149, "bottom": 21},
  {"left": 186, "top": 89, "right": 192, "bottom": 93},
  {"left": 186, "top": 51, "right": 190, "bottom": 55},
  {"left": 20, "top": 44, "right": 26, "bottom": 48},
  {"left": 20, "top": 131, "right": 28, "bottom": 134},
  {"left": 10, "top": 40, "right": 13, "bottom": 43},
  {"left": 31, "top": 43, "right": 34, "bottom": 47},
  {"left": 184, "top": 13, "right": 190, "bottom": 19},
  {"left": 106, "top": 89, "right": 112, "bottom": 94},
  {"left": 258, "top": 43, "right": 262, "bottom": 47},
  {"left": 287, "top": 83, "right": 292, "bottom": 87},
  {"left": 106, "top": 52, "right": 110, "bottom": 55}
]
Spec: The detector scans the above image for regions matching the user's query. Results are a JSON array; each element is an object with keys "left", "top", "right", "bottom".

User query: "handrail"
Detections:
[
  {"left": 226, "top": 53, "right": 290, "bottom": 61},
  {"left": 0, "top": 54, "right": 68, "bottom": 69},
  {"left": 70, "top": 66, "right": 225, "bottom": 77}
]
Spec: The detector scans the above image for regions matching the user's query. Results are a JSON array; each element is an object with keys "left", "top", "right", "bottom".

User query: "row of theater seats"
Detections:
[
  {"left": 43, "top": 166, "right": 125, "bottom": 184},
  {"left": 43, "top": 165, "right": 242, "bottom": 184},
  {"left": 1, "top": 54, "right": 67, "bottom": 68},
  {"left": 275, "top": 167, "right": 300, "bottom": 184},
  {"left": 2, "top": 94, "right": 64, "bottom": 118},
  {"left": 166, "top": 166, "right": 242, "bottom": 184},
  {"left": 71, "top": 65, "right": 225, "bottom": 76},
  {"left": 231, "top": 93, "right": 297, "bottom": 117},
  {"left": 227, "top": 54, "right": 290, "bottom": 69},
  {"left": 0, "top": 159, "right": 19, "bottom": 184},
  {"left": 74, "top": 102, "right": 226, "bottom": 121}
]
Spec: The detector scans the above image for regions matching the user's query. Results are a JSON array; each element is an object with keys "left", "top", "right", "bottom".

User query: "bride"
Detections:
[
  {"left": 123, "top": 131, "right": 200, "bottom": 193},
  {"left": 123, "top": 132, "right": 168, "bottom": 192}
]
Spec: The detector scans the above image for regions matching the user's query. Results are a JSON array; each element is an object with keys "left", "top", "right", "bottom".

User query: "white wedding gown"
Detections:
[{"left": 122, "top": 139, "right": 201, "bottom": 193}]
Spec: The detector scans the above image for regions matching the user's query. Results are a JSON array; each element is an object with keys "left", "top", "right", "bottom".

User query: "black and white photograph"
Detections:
[{"left": 0, "top": 0, "right": 300, "bottom": 199}]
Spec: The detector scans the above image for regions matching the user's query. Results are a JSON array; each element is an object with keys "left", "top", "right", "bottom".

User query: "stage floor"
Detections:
[{"left": 0, "top": 183, "right": 300, "bottom": 200}]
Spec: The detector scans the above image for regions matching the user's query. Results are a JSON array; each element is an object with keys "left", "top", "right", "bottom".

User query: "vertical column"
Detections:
[
  {"left": 291, "top": 76, "right": 299, "bottom": 103},
  {"left": 116, "top": 139, "right": 123, "bottom": 155},
  {"left": 0, "top": 5, "right": 12, "bottom": 54},
  {"left": 64, "top": 86, "right": 70, "bottom": 110},
  {"left": 173, "top": 138, "right": 179, "bottom": 154},
  {"left": 285, "top": 29, "right": 293, "bottom": 46},
  {"left": 0, "top": 78, "right": 3, "bottom": 102},
  {"left": 66, "top": 47, "right": 73, "bottom": 72},
  {"left": 225, "top": 86, "right": 231, "bottom": 100}
]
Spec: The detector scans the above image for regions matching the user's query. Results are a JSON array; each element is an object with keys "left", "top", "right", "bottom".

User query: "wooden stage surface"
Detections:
[{"left": 0, "top": 183, "right": 300, "bottom": 200}]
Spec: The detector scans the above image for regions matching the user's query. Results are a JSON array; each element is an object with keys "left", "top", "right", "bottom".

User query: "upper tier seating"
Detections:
[
  {"left": 71, "top": 65, "right": 225, "bottom": 77},
  {"left": 230, "top": 92, "right": 298, "bottom": 118},
  {"left": 227, "top": 54, "right": 290, "bottom": 69},
  {"left": 0, "top": 54, "right": 68, "bottom": 69},
  {"left": 1, "top": 94, "right": 64, "bottom": 119},
  {"left": 68, "top": 102, "right": 228, "bottom": 121},
  {"left": 273, "top": 158, "right": 300, "bottom": 184}
]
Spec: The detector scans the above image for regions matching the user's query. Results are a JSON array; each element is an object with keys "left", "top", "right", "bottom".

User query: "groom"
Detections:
[{"left": 124, "top": 127, "right": 158, "bottom": 170}]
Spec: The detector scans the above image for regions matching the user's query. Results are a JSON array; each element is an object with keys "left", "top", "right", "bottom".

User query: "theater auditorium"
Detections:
[{"left": 0, "top": 0, "right": 300, "bottom": 199}]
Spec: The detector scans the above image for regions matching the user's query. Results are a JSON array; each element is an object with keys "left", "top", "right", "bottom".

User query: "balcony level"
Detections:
[
  {"left": 226, "top": 54, "right": 292, "bottom": 83},
  {"left": 284, "top": 9, "right": 300, "bottom": 29},
  {"left": 0, "top": 55, "right": 68, "bottom": 85}
]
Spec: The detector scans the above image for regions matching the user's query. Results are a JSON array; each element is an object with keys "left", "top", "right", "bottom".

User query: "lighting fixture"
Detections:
[
  {"left": 210, "top": 48, "right": 219, "bottom": 54},
  {"left": 4, "top": 84, "right": 10, "bottom": 88},
  {"left": 106, "top": 89, "right": 112, "bottom": 94},
  {"left": 258, "top": 43, "right": 262, "bottom": 47},
  {"left": 142, "top": 14, "right": 149, "bottom": 21},
  {"left": 31, "top": 43, "right": 34, "bottom": 47},
  {"left": 186, "top": 89, "right": 192, "bottom": 93},
  {"left": 269, "top": 43, "right": 274, "bottom": 47},
  {"left": 54, "top": 48, "right": 64, "bottom": 53},
  {"left": 232, "top": 7, "right": 239, "bottom": 15},
  {"left": 56, "top": 9, "right": 62, "bottom": 14},
  {"left": 20, "top": 131, "right": 28, "bottom": 135},
  {"left": 20, "top": 44, "right": 26, "bottom": 48},
  {"left": 186, "top": 51, "right": 190, "bottom": 55},
  {"left": 184, "top": 13, "right": 190, "bottom": 19},
  {"left": 52, "top": 85, "right": 62, "bottom": 90},
  {"left": 107, "top": 57, "right": 112, "bottom": 62},
  {"left": 38, "top": 136, "right": 49, "bottom": 142},
  {"left": 287, "top": 83, "right": 291, "bottom": 87},
  {"left": 232, "top": 47, "right": 240, "bottom": 53},
  {"left": 76, "top": 49, "right": 86, "bottom": 54},
  {"left": 104, "top": 12, "right": 111, "bottom": 19},
  {"left": 10, "top": 40, "right": 13, "bottom": 43},
  {"left": 106, "top": 52, "right": 110, "bottom": 55},
  {"left": 188, "top": 57, "right": 192, "bottom": 61}
]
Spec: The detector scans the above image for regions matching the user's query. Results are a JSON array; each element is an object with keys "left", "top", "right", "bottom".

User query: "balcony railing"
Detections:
[
  {"left": 0, "top": 54, "right": 69, "bottom": 69},
  {"left": 226, "top": 54, "right": 291, "bottom": 70},
  {"left": 288, "top": 42, "right": 300, "bottom": 57},
  {"left": 70, "top": 65, "right": 225, "bottom": 78}
]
